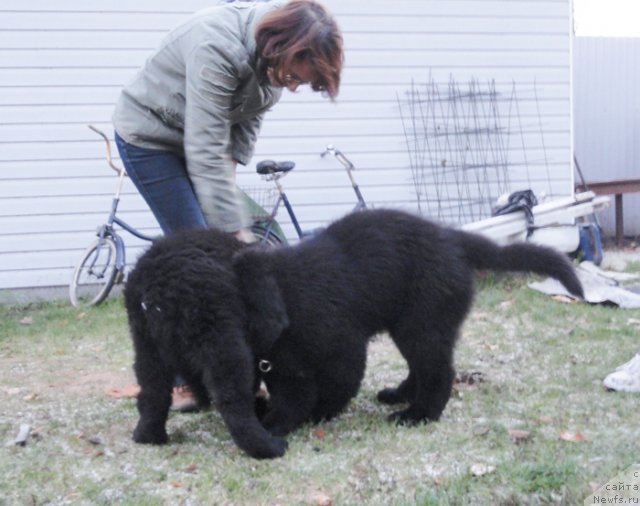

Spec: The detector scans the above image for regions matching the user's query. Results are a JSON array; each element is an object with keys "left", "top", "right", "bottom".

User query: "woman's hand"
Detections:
[{"left": 234, "top": 229, "right": 256, "bottom": 243}]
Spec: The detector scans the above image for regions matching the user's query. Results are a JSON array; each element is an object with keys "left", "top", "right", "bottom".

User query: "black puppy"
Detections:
[
  {"left": 124, "top": 231, "right": 287, "bottom": 459},
  {"left": 234, "top": 208, "right": 584, "bottom": 436}
]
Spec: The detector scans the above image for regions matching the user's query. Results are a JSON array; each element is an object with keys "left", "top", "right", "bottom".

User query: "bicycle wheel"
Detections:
[
  {"left": 69, "top": 236, "right": 120, "bottom": 307},
  {"left": 250, "top": 224, "right": 284, "bottom": 247}
]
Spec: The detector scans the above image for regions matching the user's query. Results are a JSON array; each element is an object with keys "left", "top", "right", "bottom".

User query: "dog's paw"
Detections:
[
  {"left": 388, "top": 408, "right": 436, "bottom": 426},
  {"left": 248, "top": 436, "right": 288, "bottom": 459},
  {"left": 237, "top": 429, "right": 288, "bottom": 459},
  {"left": 376, "top": 387, "right": 408, "bottom": 405},
  {"left": 133, "top": 426, "right": 169, "bottom": 445},
  {"left": 231, "top": 420, "right": 289, "bottom": 459},
  {"left": 388, "top": 409, "right": 418, "bottom": 426}
]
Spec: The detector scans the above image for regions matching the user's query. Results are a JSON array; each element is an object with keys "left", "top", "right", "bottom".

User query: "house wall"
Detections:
[
  {"left": 0, "top": 0, "right": 573, "bottom": 299},
  {"left": 573, "top": 36, "right": 640, "bottom": 238}
]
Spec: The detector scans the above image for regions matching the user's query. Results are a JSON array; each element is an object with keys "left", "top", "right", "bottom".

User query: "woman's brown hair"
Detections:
[{"left": 255, "top": 0, "right": 343, "bottom": 99}]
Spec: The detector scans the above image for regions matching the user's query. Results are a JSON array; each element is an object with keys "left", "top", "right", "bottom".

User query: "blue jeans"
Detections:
[{"left": 114, "top": 132, "right": 207, "bottom": 234}]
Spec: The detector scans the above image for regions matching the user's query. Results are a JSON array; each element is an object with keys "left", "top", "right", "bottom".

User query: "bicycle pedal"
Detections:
[{"left": 115, "top": 271, "right": 125, "bottom": 284}]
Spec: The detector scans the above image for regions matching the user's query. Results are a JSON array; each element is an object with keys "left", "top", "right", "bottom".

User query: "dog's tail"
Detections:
[{"left": 457, "top": 230, "right": 584, "bottom": 299}]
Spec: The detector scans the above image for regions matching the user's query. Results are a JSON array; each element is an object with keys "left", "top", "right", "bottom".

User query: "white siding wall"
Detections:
[
  {"left": 573, "top": 37, "right": 640, "bottom": 237},
  {"left": 0, "top": 0, "right": 572, "bottom": 297}
]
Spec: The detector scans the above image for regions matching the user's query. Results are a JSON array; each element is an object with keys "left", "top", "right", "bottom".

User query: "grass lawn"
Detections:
[{"left": 0, "top": 271, "right": 639, "bottom": 505}]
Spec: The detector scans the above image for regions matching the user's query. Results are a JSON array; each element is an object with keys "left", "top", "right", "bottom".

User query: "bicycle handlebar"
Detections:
[
  {"left": 321, "top": 144, "right": 355, "bottom": 171},
  {"left": 88, "top": 125, "right": 126, "bottom": 175}
]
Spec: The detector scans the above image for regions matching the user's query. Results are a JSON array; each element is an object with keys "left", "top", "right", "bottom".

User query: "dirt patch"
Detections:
[{"left": 0, "top": 355, "right": 136, "bottom": 399}]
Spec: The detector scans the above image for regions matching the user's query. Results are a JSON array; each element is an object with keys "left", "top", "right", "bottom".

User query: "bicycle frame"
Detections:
[
  {"left": 94, "top": 199, "right": 156, "bottom": 275},
  {"left": 270, "top": 174, "right": 305, "bottom": 238},
  {"left": 256, "top": 145, "right": 367, "bottom": 242},
  {"left": 105, "top": 163, "right": 155, "bottom": 242}
]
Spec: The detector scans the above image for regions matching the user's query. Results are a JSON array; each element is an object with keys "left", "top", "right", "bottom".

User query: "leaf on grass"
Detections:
[
  {"left": 19, "top": 316, "right": 33, "bottom": 325},
  {"left": 312, "top": 428, "right": 326, "bottom": 439},
  {"left": 559, "top": 430, "right": 585, "bottom": 442},
  {"left": 23, "top": 392, "right": 38, "bottom": 401},
  {"left": 470, "top": 463, "right": 496, "bottom": 477},
  {"left": 508, "top": 429, "right": 531, "bottom": 444},
  {"left": 184, "top": 464, "right": 198, "bottom": 474},
  {"left": 76, "top": 312, "right": 87, "bottom": 320},
  {"left": 170, "top": 480, "right": 183, "bottom": 488},
  {"left": 105, "top": 385, "right": 140, "bottom": 398},
  {"left": 536, "top": 416, "right": 554, "bottom": 425},
  {"left": 552, "top": 295, "right": 577, "bottom": 304},
  {"left": 310, "top": 492, "right": 333, "bottom": 506}
]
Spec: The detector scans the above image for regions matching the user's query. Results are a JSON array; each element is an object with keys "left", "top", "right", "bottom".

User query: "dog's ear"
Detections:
[{"left": 233, "top": 249, "right": 289, "bottom": 355}]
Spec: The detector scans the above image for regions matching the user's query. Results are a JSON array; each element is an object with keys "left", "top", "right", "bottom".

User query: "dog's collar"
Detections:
[{"left": 258, "top": 359, "right": 272, "bottom": 373}]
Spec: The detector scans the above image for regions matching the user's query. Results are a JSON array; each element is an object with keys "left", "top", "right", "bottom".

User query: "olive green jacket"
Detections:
[{"left": 113, "top": 0, "right": 284, "bottom": 232}]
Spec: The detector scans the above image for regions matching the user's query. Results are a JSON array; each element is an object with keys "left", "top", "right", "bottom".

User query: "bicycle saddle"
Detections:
[{"left": 256, "top": 160, "right": 295, "bottom": 175}]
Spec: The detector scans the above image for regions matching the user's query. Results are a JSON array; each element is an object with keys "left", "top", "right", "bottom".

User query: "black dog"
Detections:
[
  {"left": 124, "top": 208, "right": 583, "bottom": 456},
  {"left": 124, "top": 231, "right": 287, "bottom": 459},
  {"left": 234, "top": 208, "right": 584, "bottom": 436}
]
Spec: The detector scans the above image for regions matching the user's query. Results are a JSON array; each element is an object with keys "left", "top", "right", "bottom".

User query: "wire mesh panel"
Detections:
[{"left": 398, "top": 76, "right": 552, "bottom": 226}]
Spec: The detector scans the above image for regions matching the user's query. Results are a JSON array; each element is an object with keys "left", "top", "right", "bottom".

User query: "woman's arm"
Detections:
[{"left": 183, "top": 43, "right": 250, "bottom": 233}]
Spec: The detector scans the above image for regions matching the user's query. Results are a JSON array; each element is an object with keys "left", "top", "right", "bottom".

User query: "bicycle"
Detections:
[
  {"left": 250, "top": 144, "right": 367, "bottom": 245},
  {"left": 69, "top": 126, "right": 366, "bottom": 307}
]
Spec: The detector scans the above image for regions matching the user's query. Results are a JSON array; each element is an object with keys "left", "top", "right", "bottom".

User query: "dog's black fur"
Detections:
[
  {"left": 124, "top": 231, "right": 287, "bottom": 459},
  {"left": 234, "top": 209, "right": 583, "bottom": 436},
  {"left": 124, "top": 208, "right": 583, "bottom": 456}
]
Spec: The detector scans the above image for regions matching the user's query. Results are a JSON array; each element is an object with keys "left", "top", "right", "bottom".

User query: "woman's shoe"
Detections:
[
  {"left": 171, "top": 385, "right": 199, "bottom": 412},
  {"left": 603, "top": 353, "right": 640, "bottom": 392}
]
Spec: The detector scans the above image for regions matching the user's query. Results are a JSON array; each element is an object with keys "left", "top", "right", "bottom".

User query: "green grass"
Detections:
[{"left": 1, "top": 273, "right": 639, "bottom": 505}]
